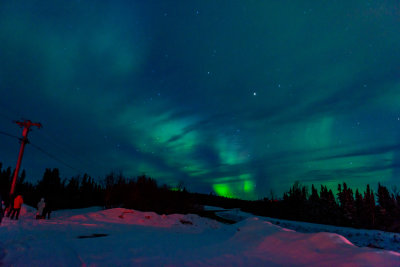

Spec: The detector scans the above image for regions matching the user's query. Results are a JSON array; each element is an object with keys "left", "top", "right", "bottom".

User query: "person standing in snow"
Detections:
[
  {"left": 10, "top": 194, "right": 23, "bottom": 220},
  {"left": 36, "top": 198, "right": 46, "bottom": 219},
  {"left": 42, "top": 200, "right": 52, "bottom": 219}
]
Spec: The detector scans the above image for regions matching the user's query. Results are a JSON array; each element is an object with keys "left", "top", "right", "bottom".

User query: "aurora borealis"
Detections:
[{"left": 1, "top": 1, "right": 400, "bottom": 199}]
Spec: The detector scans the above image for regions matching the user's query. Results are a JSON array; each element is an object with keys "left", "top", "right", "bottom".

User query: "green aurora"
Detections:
[{"left": 1, "top": 1, "right": 400, "bottom": 199}]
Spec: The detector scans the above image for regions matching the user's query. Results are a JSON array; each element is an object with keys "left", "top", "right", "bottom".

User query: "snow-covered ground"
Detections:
[
  {"left": 0, "top": 205, "right": 399, "bottom": 266},
  {"left": 211, "top": 207, "right": 400, "bottom": 253}
]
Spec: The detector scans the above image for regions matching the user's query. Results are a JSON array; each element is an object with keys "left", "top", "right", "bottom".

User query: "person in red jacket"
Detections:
[{"left": 10, "top": 195, "right": 23, "bottom": 220}]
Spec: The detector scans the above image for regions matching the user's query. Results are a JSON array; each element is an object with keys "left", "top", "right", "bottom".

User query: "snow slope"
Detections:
[
  {"left": 211, "top": 207, "right": 400, "bottom": 253},
  {"left": 0, "top": 205, "right": 399, "bottom": 266}
]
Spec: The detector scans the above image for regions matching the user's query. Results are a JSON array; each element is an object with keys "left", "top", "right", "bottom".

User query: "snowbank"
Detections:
[{"left": 0, "top": 205, "right": 399, "bottom": 266}]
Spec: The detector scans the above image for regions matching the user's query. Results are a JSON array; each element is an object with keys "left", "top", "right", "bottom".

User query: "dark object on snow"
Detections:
[
  {"left": 118, "top": 210, "right": 134, "bottom": 219},
  {"left": 78, "top": 233, "right": 108, "bottom": 239},
  {"left": 366, "top": 243, "right": 384, "bottom": 249},
  {"left": 197, "top": 210, "right": 236, "bottom": 224},
  {"left": 179, "top": 219, "right": 193, "bottom": 225}
]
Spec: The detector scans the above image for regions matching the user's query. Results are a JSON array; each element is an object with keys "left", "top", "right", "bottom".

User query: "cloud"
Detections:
[{"left": 316, "top": 143, "right": 400, "bottom": 161}]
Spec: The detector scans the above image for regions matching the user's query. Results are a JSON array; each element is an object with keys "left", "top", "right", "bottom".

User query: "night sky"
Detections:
[{"left": 1, "top": 1, "right": 400, "bottom": 200}]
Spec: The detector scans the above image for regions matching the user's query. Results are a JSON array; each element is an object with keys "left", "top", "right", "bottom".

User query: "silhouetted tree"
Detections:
[
  {"left": 354, "top": 189, "right": 363, "bottom": 227},
  {"left": 319, "top": 185, "right": 339, "bottom": 225},
  {"left": 376, "top": 183, "right": 395, "bottom": 229},
  {"left": 361, "top": 184, "right": 375, "bottom": 228},
  {"left": 283, "top": 181, "right": 308, "bottom": 220},
  {"left": 337, "top": 183, "right": 355, "bottom": 226},
  {"left": 4, "top": 160, "right": 400, "bottom": 232}
]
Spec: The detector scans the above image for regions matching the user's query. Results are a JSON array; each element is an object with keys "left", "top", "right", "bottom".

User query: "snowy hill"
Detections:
[
  {"left": 211, "top": 207, "right": 400, "bottom": 253},
  {"left": 1, "top": 205, "right": 399, "bottom": 266}
]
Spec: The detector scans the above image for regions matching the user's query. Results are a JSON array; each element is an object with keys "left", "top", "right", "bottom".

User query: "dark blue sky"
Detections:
[{"left": 1, "top": 1, "right": 400, "bottom": 199}]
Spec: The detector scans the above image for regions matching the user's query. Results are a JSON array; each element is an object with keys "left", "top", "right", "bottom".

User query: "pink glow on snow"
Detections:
[{"left": 0, "top": 205, "right": 399, "bottom": 266}]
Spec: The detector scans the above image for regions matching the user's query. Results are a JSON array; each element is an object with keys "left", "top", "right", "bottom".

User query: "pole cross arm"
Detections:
[{"left": 15, "top": 120, "right": 42, "bottom": 130}]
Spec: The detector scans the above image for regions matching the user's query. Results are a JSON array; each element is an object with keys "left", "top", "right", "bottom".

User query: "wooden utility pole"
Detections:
[{"left": 9, "top": 120, "right": 42, "bottom": 196}]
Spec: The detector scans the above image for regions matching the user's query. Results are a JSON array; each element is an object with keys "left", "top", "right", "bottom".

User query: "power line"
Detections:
[
  {"left": 37, "top": 130, "right": 99, "bottom": 170},
  {"left": 2, "top": 121, "right": 90, "bottom": 177},
  {"left": 29, "top": 142, "right": 83, "bottom": 173},
  {"left": 0, "top": 130, "right": 19, "bottom": 140},
  {"left": 38, "top": 131, "right": 77, "bottom": 158}
]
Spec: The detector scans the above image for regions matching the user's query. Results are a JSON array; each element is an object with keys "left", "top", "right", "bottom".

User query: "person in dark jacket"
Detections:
[
  {"left": 10, "top": 195, "right": 23, "bottom": 220},
  {"left": 42, "top": 200, "right": 52, "bottom": 219}
]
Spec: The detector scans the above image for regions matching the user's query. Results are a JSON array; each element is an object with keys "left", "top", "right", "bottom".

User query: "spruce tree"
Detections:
[
  {"left": 377, "top": 183, "right": 395, "bottom": 228},
  {"left": 364, "top": 184, "right": 375, "bottom": 228},
  {"left": 354, "top": 189, "right": 363, "bottom": 227}
]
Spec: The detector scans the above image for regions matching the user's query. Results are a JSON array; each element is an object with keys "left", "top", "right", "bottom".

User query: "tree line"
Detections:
[
  {"left": 1, "top": 162, "right": 400, "bottom": 232},
  {"left": 242, "top": 181, "right": 400, "bottom": 232},
  {"left": 0, "top": 163, "right": 199, "bottom": 215}
]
